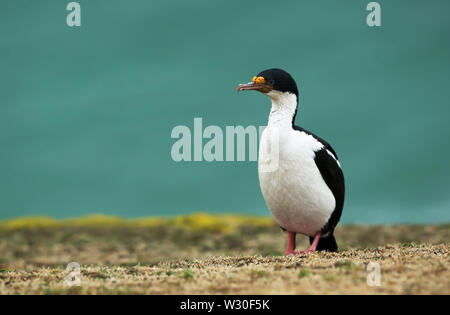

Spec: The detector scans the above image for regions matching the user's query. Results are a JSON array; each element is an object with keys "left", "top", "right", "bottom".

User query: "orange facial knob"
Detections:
[{"left": 252, "top": 76, "right": 266, "bottom": 84}]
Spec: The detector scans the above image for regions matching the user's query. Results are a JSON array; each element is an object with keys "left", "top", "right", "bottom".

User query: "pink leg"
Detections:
[
  {"left": 283, "top": 232, "right": 322, "bottom": 256},
  {"left": 306, "top": 232, "right": 321, "bottom": 254},
  {"left": 284, "top": 232, "right": 297, "bottom": 255}
]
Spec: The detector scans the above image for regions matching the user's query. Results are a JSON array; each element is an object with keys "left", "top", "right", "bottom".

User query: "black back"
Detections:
[{"left": 294, "top": 126, "right": 345, "bottom": 239}]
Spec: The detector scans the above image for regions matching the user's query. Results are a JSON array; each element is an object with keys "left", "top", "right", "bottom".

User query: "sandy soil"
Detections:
[{"left": 0, "top": 220, "right": 448, "bottom": 294}]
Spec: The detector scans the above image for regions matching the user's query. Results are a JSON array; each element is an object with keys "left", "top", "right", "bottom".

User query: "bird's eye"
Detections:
[{"left": 267, "top": 79, "right": 275, "bottom": 85}]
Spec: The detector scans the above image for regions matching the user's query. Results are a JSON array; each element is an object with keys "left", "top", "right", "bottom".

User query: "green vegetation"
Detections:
[
  {"left": 298, "top": 269, "right": 310, "bottom": 278},
  {"left": 182, "top": 269, "right": 194, "bottom": 280}
]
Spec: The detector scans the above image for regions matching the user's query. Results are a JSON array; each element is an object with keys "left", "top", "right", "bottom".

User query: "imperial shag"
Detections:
[{"left": 237, "top": 68, "right": 345, "bottom": 254}]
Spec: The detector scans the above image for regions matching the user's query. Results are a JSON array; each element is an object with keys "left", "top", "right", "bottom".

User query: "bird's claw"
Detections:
[{"left": 284, "top": 250, "right": 314, "bottom": 256}]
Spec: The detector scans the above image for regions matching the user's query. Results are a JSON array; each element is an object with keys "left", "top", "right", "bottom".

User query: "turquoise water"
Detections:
[{"left": 1, "top": 1, "right": 449, "bottom": 223}]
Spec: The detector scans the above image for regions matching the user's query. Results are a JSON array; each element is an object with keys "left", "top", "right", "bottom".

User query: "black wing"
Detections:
[
  {"left": 293, "top": 125, "right": 339, "bottom": 160},
  {"left": 294, "top": 125, "right": 345, "bottom": 235}
]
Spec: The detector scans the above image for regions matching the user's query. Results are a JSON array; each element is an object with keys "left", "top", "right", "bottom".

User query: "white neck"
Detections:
[{"left": 266, "top": 91, "right": 298, "bottom": 129}]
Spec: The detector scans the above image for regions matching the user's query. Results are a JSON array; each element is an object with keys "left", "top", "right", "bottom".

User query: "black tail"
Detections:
[{"left": 310, "top": 234, "right": 338, "bottom": 252}]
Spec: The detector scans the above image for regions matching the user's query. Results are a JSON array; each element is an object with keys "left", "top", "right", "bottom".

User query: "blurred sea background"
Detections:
[{"left": 1, "top": 0, "right": 449, "bottom": 223}]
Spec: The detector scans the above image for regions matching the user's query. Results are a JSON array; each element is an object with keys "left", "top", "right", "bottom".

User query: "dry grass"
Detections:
[{"left": 0, "top": 215, "right": 448, "bottom": 294}]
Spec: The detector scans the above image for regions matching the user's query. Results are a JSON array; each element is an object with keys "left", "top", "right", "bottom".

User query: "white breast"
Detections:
[{"left": 258, "top": 91, "right": 336, "bottom": 236}]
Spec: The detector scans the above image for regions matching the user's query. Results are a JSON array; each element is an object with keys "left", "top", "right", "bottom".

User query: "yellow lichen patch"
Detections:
[
  {"left": 127, "top": 217, "right": 168, "bottom": 227},
  {"left": 0, "top": 213, "right": 276, "bottom": 231},
  {"left": 0, "top": 216, "right": 61, "bottom": 229},
  {"left": 63, "top": 214, "right": 124, "bottom": 227},
  {"left": 171, "top": 212, "right": 233, "bottom": 233},
  {"left": 168, "top": 213, "right": 276, "bottom": 233},
  {"left": 219, "top": 214, "right": 276, "bottom": 229},
  {"left": 252, "top": 76, "right": 266, "bottom": 84}
]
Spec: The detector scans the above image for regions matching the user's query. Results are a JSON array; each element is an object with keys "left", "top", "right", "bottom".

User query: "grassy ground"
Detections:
[{"left": 0, "top": 214, "right": 448, "bottom": 294}]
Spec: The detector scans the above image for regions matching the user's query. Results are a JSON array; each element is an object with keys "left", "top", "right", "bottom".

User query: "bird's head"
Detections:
[{"left": 237, "top": 68, "right": 298, "bottom": 99}]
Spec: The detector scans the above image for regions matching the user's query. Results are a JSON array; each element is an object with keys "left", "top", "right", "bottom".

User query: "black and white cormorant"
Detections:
[{"left": 237, "top": 68, "right": 345, "bottom": 254}]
